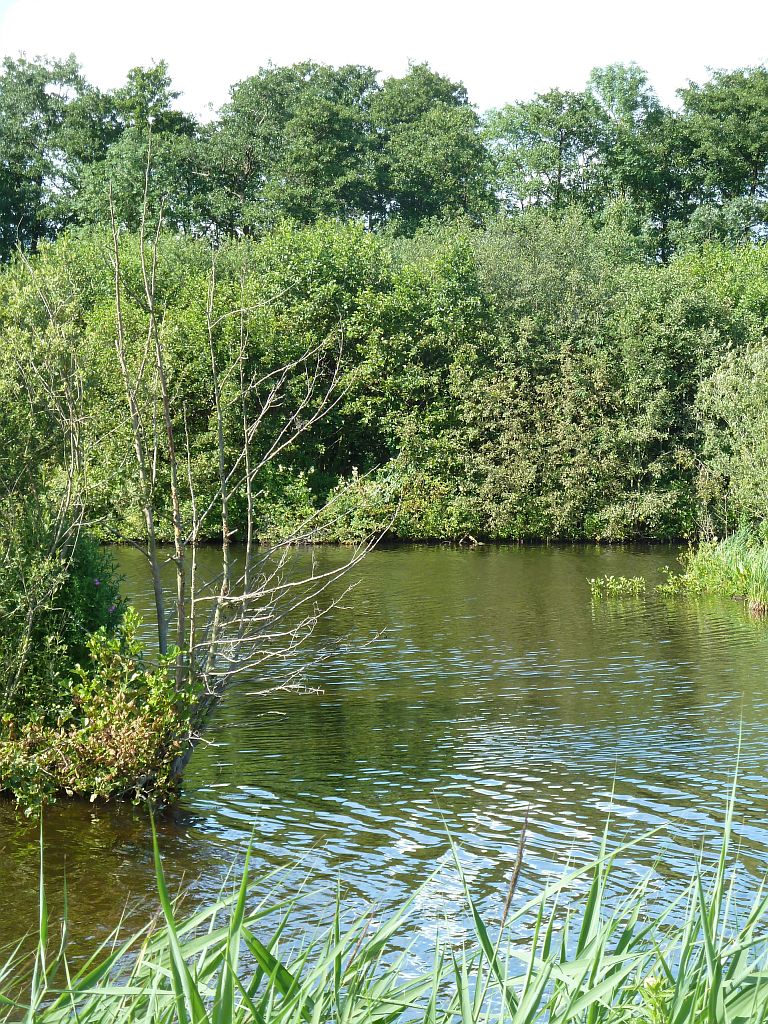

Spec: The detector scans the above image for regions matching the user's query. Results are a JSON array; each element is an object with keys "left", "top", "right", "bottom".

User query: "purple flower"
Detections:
[
  {"left": 93, "top": 578, "right": 101, "bottom": 587},
  {"left": 108, "top": 603, "right": 117, "bottom": 614}
]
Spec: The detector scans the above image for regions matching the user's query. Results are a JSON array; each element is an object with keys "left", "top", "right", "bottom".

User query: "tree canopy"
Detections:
[{"left": 4, "top": 54, "right": 768, "bottom": 259}]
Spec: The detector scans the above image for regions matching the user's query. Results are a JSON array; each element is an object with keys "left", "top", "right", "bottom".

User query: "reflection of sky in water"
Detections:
[{"left": 1, "top": 543, "right": 766, "bottom": 957}]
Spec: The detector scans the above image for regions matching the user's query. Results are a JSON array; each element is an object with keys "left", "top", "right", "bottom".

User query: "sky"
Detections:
[{"left": 0, "top": 0, "right": 767, "bottom": 117}]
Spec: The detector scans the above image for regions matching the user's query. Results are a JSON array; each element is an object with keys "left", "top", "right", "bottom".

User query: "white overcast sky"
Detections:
[{"left": 0, "top": 0, "right": 767, "bottom": 117}]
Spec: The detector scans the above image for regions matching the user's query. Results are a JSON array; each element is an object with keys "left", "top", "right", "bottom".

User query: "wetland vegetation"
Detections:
[
  {"left": 10, "top": 808, "right": 768, "bottom": 1024},
  {"left": 2, "top": 51, "right": 768, "bottom": 1018}
]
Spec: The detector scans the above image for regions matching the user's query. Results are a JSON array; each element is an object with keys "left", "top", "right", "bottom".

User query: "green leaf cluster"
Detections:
[{"left": 0, "top": 609, "right": 197, "bottom": 810}]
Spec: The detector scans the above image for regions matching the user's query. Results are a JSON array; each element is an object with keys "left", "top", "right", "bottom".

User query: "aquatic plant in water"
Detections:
[{"left": 588, "top": 575, "right": 647, "bottom": 597}]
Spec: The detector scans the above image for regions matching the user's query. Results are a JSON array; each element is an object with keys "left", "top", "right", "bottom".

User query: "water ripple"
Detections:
[{"left": 3, "top": 543, "right": 768, "bottom": 954}]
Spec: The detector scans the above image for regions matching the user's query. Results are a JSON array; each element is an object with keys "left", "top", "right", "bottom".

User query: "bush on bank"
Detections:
[
  {"left": 0, "top": 610, "right": 198, "bottom": 810},
  {"left": 0, "top": 528, "right": 125, "bottom": 715},
  {"left": 0, "top": 509, "right": 196, "bottom": 810},
  {"left": 4, "top": 217, "right": 768, "bottom": 548}
]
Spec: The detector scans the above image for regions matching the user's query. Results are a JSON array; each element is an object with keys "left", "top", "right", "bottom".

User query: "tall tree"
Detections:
[
  {"left": 484, "top": 88, "right": 603, "bottom": 210},
  {"left": 371, "top": 63, "right": 494, "bottom": 229},
  {"left": 587, "top": 66, "right": 694, "bottom": 259},
  {"left": 681, "top": 67, "right": 768, "bottom": 202},
  {"left": 0, "top": 55, "right": 87, "bottom": 258},
  {"left": 205, "top": 62, "right": 378, "bottom": 233},
  {"left": 64, "top": 62, "right": 202, "bottom": 233},
  {"left": 111, "top": 61, "right": 196, "bottom": 134}
]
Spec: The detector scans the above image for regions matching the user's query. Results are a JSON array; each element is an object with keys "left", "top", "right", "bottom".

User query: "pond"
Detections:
[{"left": 1, "top": 543, "right": 766, "bottom": 953}]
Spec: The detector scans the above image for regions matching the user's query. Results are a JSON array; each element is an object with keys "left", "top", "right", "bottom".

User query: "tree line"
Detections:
[
  {"left": 4, "top": 56, "right": 768, "bottom": 259},
  {"left": 2, "top": 212, "right": 766, "bottom": 549}
]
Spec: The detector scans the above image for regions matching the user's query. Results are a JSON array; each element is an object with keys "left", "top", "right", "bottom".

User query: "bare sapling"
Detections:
[{"left": 107, "top": 187, "right": 387, "bottom": 773}]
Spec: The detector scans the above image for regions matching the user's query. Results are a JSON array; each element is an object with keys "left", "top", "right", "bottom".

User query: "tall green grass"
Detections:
[
  {"left": 671, "top": 528, "right": 768, "bottom": 613},
  {"left": 5, "top": 805, "right": 768, "bottom": 1023}
]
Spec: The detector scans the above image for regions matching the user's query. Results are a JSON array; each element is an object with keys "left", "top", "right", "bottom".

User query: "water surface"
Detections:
[{"left": 1, "top": 544, "right": 766, "bottom": 951}]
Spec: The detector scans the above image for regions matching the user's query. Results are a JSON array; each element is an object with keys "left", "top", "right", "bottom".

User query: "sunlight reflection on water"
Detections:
[{"left": 1, "top": 544, "right": 765, "bottom": 955}]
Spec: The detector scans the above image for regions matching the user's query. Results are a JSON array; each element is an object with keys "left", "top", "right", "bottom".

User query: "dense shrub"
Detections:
[
  {"left": 3, "top": 219, "right": 768, "bottom": 550},
  {"left": 697, "top": 340, "right": 768, "bottom": 532},
  {"left": 0, "top": 610, "right": 198, "bottom": 810},
  {"left": 0, "top": 511, "right": 125, "bottom": 721}
]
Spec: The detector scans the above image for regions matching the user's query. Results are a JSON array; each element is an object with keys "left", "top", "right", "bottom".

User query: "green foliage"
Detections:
[
  {"left": 6, "top": 216, "right": 768, "bottom": 547},
  {"left": 70, "top": 127, "right": 205, "bottom": 232},
  {"left": 483, "top": 63, "right": 696, "bottom": 259},
  {"left": 4, "top": 55, "right": 768, "bottom": 257},
  {"left": 112, "top": 61, "right": 195, "bottom": 134},
  {"left": 373, "top": 63, "right": 494, "bottom": 230},
  {"left": 0, "top": 609, "right": 197, "bottom": 810},
  {"left": 485, "top": 87, "right": 604, "bottom": 210},
  {"left": 588, "top": 575, "right": 647, "bottom": 596},
  {"left": 0, "top": 513, "right": 125, "bottom": 721},
  {"left": 318, "top": 468, "right": 403, "bottom": 542},
  {"left": 0, "top": 56, "right": 198, "bottom": 259},
  {"left": 670, "top": 530, "right": 768, "bottom": 612},
  {"left": 681, "top": 67, "right": 768, "bottom": 204},
  {"left": 9, "top": 807, "right": 768, "bottom": 1022},
  {"left": 697, "top": 338, "right": 768, "bottom": 531},
  {"left": 0, "top": 221, "right": 387, "bottom": 543},
  {"left": 202, "top": 60, "right": 492, "bottom": 235},
  {"left": 207, "top": 62, "right": 380, "bottom": 232},
  {"left": 0, "top": 54, "right": 87, "bottom": 258},
  {"left": 397, "top": 211, "right": 703, "bottom": 541}
]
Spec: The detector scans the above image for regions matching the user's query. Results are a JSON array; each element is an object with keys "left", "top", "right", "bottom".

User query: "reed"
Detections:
[
  {"left": 5, "top": 795, "right": 768, "bottom": 1024},
  {"left": 670, "top": 528, "right": 768, "bottom": 613}
]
